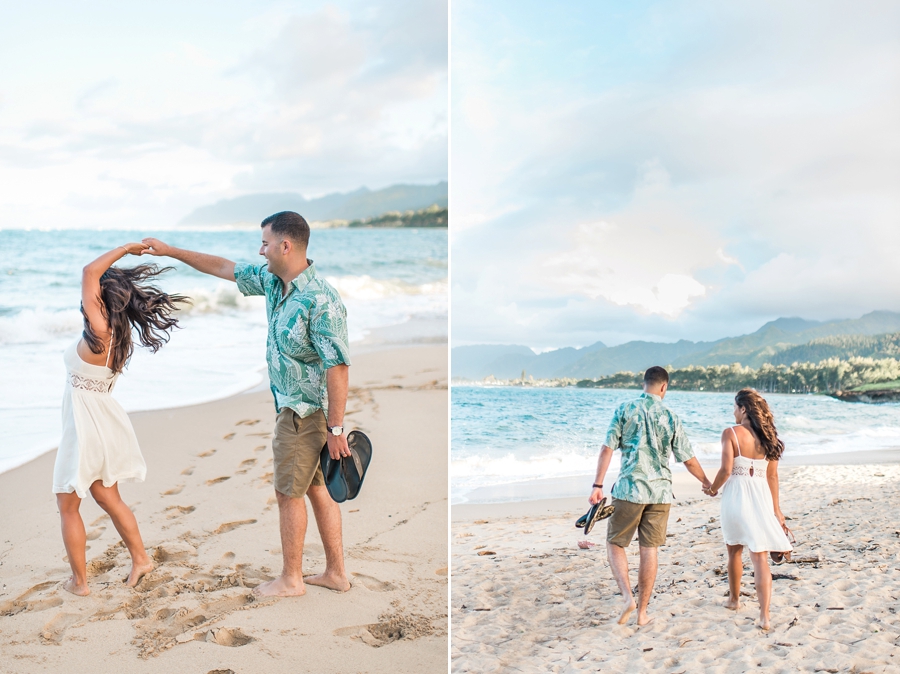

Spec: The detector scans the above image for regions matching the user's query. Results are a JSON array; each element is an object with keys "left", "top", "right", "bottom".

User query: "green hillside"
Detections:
[{"left": 347, "top": 204, "right": 447, "bottom": 228}]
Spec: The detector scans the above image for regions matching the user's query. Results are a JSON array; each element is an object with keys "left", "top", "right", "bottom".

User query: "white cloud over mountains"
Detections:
[
  {"left": 451, "top": 0, "right": 900, "bottom": 348},
  {"left": 0, "top": 1, "right": 447, "bottom": 229}
]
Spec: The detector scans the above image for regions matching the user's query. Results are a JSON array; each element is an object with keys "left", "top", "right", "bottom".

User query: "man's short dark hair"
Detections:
[
  {"left": 643, "top": 366, "right": 669, "bottom": 387},
  {"left": 261, "top": 211, "right": 310, "bottom": 247}
]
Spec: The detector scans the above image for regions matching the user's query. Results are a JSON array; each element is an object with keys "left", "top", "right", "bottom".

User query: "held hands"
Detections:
[
  {"left": 588, "top": 486, "right": 604, "bottom": 505},
  {"left": 121, "top": 242, "right": 150, "bottom": 255},
  {"left": 140, "top": 237, "right": 172, "bottom": 257},
  {"left": 326, "top": 431, "right": 352, "bottom": 461},
  {"left": 701, "top": 478, "right": 718, "bottom": 497}
]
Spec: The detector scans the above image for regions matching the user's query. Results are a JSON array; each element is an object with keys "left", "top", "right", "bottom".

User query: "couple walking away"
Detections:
[
  {"left": 54, "top": 211, "right": 354, "bottom": 598},
  {"left": 588, "top": 366, "right": 792, "bottom": 631}
]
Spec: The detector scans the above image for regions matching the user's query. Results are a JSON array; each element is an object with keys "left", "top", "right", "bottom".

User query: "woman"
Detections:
[
  {"left": 53, "top": 243, "right": 189, "bottom": 595},
  {"left": 703, "top": 388, "right": 792, "bottom": 631}
]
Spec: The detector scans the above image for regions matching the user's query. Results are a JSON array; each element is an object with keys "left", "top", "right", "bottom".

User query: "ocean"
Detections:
[
  {"left": 0, "top": 227, "right": 447, "bottom": 475},
  {"left": 451, "top": 385, "right": 900, "bottom": 504}
]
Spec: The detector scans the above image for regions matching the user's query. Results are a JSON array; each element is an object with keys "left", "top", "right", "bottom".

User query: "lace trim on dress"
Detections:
[
  {"left": 731, "top": 464, "right": 767, "bottom": 478},
  {"left": 67, "top": 372, "right": 114, "bottom": 393}
]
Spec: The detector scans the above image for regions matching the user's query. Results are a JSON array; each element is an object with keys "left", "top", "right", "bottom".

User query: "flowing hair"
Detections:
[
  {"left": 734, "top": 388, "right": 785, "bottom": 461},
  {"left": 80, "top": 264, "right": 190, "bottom": 373}
]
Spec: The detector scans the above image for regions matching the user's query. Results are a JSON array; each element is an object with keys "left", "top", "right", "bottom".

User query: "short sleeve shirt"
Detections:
[
  {"left": 605, "top": 393, "right": 694, "bottom": 504},
  {"left": 234, "top": 260, "right": 351, "bottom": 418}
]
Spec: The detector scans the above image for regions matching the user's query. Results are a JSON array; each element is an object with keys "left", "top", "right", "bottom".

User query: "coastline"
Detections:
[
  {"left": 451, "top": 460, "right": 900, "bottom": 672},
  {"left": 0, "top": 345, "right": 448, "bottom": 673}
]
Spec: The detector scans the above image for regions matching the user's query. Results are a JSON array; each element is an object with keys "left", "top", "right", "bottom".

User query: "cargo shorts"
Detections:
[
  {"left": 272, "top": 408, "right": 327, "bottom": 498},
  {"left": 606, "top": 498, "right": 671, "bottom": 548}
]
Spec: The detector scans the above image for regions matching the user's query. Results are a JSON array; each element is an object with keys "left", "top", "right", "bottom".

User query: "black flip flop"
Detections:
[
  {"left": 320, "top": 430, "right": 373, "bottom": 503},
  {"left": 575, "top": 498, "right": 615, "bottom": 535}
]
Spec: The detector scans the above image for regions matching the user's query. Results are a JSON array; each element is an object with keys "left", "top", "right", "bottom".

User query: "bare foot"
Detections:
[
  {"left": 253, "top": 575, "right": 307, "bottom": 597},
  {"left": 758, "top": 614, "right": 770, "bottom": 631},
  {"left": 617, "top": 597, "right": 636, "bottom": 625},
  {"left": 63, "top": 576, "right": 90, "bottom": 596},
  {"left": 725, "top": 596, "right": 741, "bottom": 611},
  {"left": 305, "top": 572, "right": 351, "bottom": 593},
  {"left": 637, "top": 613, "right": 654, "bottom": 627},
  {"left": 125, "top": 561, "right": 154, "bottom": 588}
]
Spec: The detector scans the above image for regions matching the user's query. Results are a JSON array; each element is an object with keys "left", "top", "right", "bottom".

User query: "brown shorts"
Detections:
[
  {"left": 606, "top": 499, "right": 671, "bottom": 548},
  {"left": 272, "top": 408, "right": 327, "bottom": 498}
]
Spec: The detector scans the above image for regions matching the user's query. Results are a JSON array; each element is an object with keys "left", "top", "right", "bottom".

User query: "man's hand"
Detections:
[
  {"left": 326, "top": 431, "right": 352, "bottom": 460},
  {"left": 141, "top": 237, "right": 173, "bottom": 257},
  {"left": 122, "top": 242, "right": 149, "bottom": 255},
  {"left": 702, "top": 486, "right": 718, "bottom": 497},
  {"left": 588, "top": 486, "right": 605, "bottom": 504}
]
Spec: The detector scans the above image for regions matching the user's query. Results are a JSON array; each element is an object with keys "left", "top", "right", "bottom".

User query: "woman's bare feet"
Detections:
[
  {"left": 253, "top": 575, "right": 307, "bottom": 597},
  {"left": 617, "top": 597, "right": 636, "bottom": 624},
  {"left": 63, "top": 576, "right": 90, "bottom": 596},
  {"left": 305, "top": 571, "right": 351, "bottom": 593},
  {"left": 125, "top": 561, "right": 154, "bottom": 588},
  {"left": 725, "top": 596, "right": 741, "bottom": 610}
]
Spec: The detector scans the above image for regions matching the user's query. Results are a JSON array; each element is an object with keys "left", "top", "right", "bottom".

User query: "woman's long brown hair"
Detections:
[
  {"left": 80, "top": 264, "right": 190, "bottom": 373},
  {"left": 734, "top": 388, "right": 785, "bottom": 461}
]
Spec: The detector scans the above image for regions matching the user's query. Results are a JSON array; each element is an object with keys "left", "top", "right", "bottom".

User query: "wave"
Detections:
[{"left": 0, "top": 308, "right": 84, "bottom": 345}]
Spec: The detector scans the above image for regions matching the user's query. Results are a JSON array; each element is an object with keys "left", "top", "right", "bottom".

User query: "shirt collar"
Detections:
[
  {"left": 289, "top": 260, "right": 316, "bottom": 292},
  {"left": 641, "top": 392, "right": 662, "bottom": 401}
]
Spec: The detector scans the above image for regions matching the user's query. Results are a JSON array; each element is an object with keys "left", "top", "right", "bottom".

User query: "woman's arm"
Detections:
[
  {"left": 81, "top": 243, "right": 148, "bottom": 337},
  {"left": 706, "top": 429, "right": 735, "bottom": 495},
  {"left": 767, "top": 460, "right": 785, "bottom": 526}
]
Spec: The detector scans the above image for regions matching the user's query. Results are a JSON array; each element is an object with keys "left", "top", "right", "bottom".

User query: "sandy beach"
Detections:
[
  {"left": 451, "top": 458, "right": 900, "bottom": 673},
  {"left": 0, "top": 345, "right": 447, "bottom": 673}
]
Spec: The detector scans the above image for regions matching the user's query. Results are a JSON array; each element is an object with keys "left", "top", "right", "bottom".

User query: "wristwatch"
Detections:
[{"left": 328, "top": 425, "right": 344, "bottom": 437}]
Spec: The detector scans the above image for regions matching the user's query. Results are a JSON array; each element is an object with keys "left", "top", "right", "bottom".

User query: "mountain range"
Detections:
[
  {"left": 452, "top": 311, "right": 900, "bottom": 380},
  {"left": 179, "top": 182, "right": 448, "bottom": 226}
]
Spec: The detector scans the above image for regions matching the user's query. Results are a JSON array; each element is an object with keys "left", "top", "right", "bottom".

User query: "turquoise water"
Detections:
[
  {"left": 0, "top": 227, "right": 447, "bottom": 474},
  {"left": 451, "top": 385, "right": 900, "bottom": 503}
]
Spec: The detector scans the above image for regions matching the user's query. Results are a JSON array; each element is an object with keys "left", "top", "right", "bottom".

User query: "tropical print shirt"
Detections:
[
  {"left": 234, "top": 260, "right": 350, "bottom": 418},
  {"left": 604, "top": 393, "right": 694, "bottom": 504}
]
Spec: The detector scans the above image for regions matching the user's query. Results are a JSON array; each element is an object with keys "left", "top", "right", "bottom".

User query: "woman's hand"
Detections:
[
  {"left": 776, "top": 510, "right": 786, "bottom": 527},
  {"left": 702, "top": 486, "right": 718, "bottom": 497},
  {"left": 122, "top": 242, "right": 150, "bottom": 255}
]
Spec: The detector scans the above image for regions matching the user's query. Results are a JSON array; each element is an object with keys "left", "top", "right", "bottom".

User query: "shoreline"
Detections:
[{"left": 0, "top": 344, "right": 448, "bottom": 673}]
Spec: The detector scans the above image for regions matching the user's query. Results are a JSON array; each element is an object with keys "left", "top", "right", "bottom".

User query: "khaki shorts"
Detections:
[
  {"left": 606, "top": 499, "right": 671, "bottom": 548},
  {"left": 272, "top": 408, "right": 327, "bottom": 498}
]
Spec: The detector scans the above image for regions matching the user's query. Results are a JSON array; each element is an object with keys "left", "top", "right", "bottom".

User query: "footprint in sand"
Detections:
[
  {"left": 206, "top": 627, "right": 254, "bottom": 647},
  {"left": 135, "top": 572, "right": 174, "bottom": 593},
  {"left": 235, "top": 419, "right": 261, "bottom": 426},
  {"left": 245, "top": 432, "right": 272, "bottom": 438},
  {"left": 236, "top": 458, "right": 257, "bottom": 474},
  {"left": 181, "top": 466, "right": 195, "bottom": 475},
  {"left": 351, "top": 573, "right": 396, "bottom": 592},
  {"left": 253, "top": 445, "right": 267, "bottom": 453},
  {"left": 86, "top": 526, "right": 106, "bottom": 541},
  {"left": 86, "top": 558, "right": 115, "bottom": 577},
  {"left": 90, "top": 514, "right": 109, "bottom": 526},
  {"left": 41, "top": 612, "right": 82, "bottom": 644},
  {"left": 223, "top": 432, "right": 236, "bottom": 440},
  {"left": 213, "top": 520, "right": 257, "bottom": 535},
  {"left": 164, "top": 505, "right": 196, "bottom": 519},
  {"left": 436, "top": 567, "right": 448, "bottom": 576},
  {"left": 161, "top": 485, "right": 184, "bottom": 496},
  {"left": 0, "top": 581, "right": 62, "bottom": 617},
  {"left": 198, "top": 449, "right": 217, "bottom": 458},
  {"left": 207, "top": 476, "right": 231, "bottom": 486}
]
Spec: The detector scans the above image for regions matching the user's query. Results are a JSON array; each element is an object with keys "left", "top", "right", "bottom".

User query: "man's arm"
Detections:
[
  {"left": 325, "top": 364, "right": 352, "bottom": 460},
  {"left": 142, "top": 238, "right": 236, "bottom": 281},
  {"left": 683, "top": 457, "right": 711, "bottom": 490},
  {"left": 588, "top": 445, "right": 614, "bottom": 504}
]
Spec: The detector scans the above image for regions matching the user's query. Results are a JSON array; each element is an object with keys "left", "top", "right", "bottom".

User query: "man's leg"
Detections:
[
  {"left": 254, "top": 490, "right": 309, "bottom": 597},
  {"left": 606, "top": 542, "right": 636, "bottom": 624},
  {"left": 304, "top": 485, "right": 350, "bottom": 592},
  {"left": 636, "top": 545, "right": 658, "bottom": 626}
]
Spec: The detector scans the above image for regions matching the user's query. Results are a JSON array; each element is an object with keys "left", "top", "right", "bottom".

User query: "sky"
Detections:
[
  {"left": 0, "top": 0, "right": 447, "bottom": 229},
  {"left": 450, "top": 0, "right": 900, "bottom": 349}
]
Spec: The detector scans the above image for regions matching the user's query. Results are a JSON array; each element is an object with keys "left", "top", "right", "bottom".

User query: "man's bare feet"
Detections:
[
  {"left": 725, "top": 596, "right": 741, "bottom": 610},
  {"left": 636, "top": 613, "right": 654, "bottom": 627},
  {"left": 617, "top": 597, "right": 636, "bottom": 624},
  {"left": 63, "top": 576, "right": 90, "bottom": 596},
  {"left": 125, "top": 561, "right": 154, "bottom": 588},
  {"left": 253, "top": 575, "right": 307, "bottom": 597},
  {"left": 758, "top": 614, "right": 770, "bottom": 631},
  {"left": 305, "top": 572, "right": 351, "bottom": 593}
]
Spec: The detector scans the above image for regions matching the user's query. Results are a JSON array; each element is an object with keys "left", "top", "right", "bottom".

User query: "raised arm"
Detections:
[
  {"left": 82, "top": 243, "right": 148, "bottom": 337},
  {"left": 141, "top": 238, "right": 236, "bottom": 281},
  {"left": 766, "top": 460, "right": 785, "bottom": 526}
]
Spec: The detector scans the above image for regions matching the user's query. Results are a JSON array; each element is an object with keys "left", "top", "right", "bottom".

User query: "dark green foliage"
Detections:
[{"left": 347, "top": 204, "right": 447, "bottom": 228}]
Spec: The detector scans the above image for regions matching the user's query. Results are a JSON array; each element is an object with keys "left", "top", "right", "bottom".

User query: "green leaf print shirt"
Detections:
[
  {"left": 234, "top": 261, "right": 351, "bottom": 418},
  {"left": 605, "top": 393, "right": 694, "bottom": 504}
]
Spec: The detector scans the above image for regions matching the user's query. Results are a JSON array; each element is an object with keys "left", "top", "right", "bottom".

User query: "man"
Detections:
[
  {"left": 588, "top": 366, "right": 710, "bottom": 626},
  {"left": 142, "top": 211, "right": 352, "bottom": 597}
]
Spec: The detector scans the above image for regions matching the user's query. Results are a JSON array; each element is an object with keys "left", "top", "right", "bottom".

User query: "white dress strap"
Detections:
[
  {"left": 105, "top": 331, "right": 114, "bottom": 369},
  {"left": 730, "top": 427, "right": 742, "bottom": 457}
]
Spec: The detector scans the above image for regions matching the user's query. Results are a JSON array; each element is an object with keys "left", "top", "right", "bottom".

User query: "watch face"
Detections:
[{"left": 331, "top": 426, "right": 344, "bottom": 436}]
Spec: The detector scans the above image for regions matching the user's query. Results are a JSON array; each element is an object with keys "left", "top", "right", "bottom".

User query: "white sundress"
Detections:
[
  {"left": 720, "top": 427, "right": 792, "bottom": 553},
  {"left": 52, "top": 339, "right": 146, "bottom": 498}
]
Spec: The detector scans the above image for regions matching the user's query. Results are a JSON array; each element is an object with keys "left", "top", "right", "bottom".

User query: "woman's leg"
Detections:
[
  {"left": 725, "top": 544, "right": 743, "bottom": 609},
  {"left": 56, "top": 492, "right": 90, "bottom": 596},
  {"left": 749, "top": 551, "right": 772, "bottom": 630},
  {"left": 89, "top": 481, "right": 153, "bottom": 586}
]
